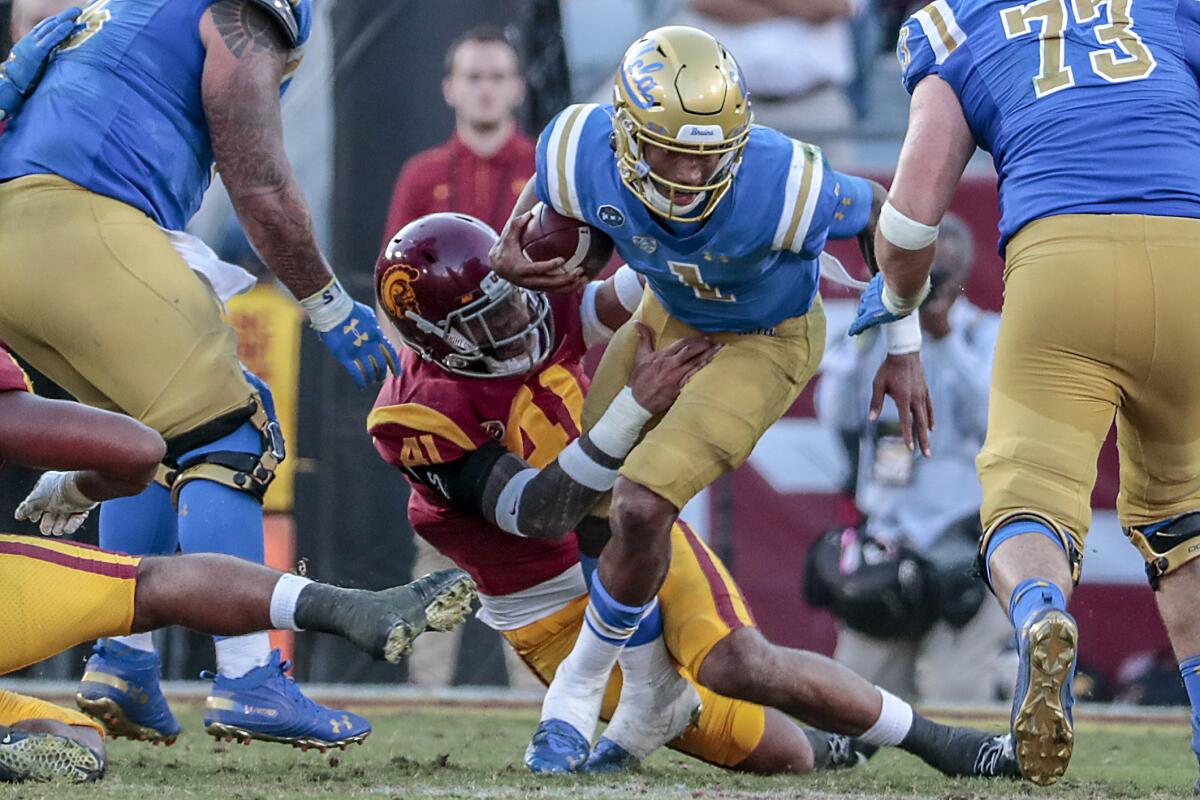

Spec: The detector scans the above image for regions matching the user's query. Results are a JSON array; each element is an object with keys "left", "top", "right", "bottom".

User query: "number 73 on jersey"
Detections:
[{"left": 1002, "top": 0, "right": 1155, "bottom": 98}]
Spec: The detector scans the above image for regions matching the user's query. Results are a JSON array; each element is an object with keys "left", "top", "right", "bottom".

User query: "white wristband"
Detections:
[
  {"left": 878, "top": 200, "right": 939, "bottom": 251},
  {"left": 613, "top": 265, "right": 643, "bottom": 313},
  {"left": 580, "top": 281, "right": 615, "bottom": 348},
  {"left": 880, "top": 277, "right": 932, "bottom": 316},
  {"left": 884, "top": 313, "right": 922, "bottom": 355},
  {"left": 588, "top": 386, "right": 653, "bottom": 460},
  {"left": 299, "top": 277, "right": 355, "bottom": 333}
]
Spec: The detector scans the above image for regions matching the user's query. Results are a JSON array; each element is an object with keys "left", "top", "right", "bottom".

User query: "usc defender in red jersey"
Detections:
[{"left": 369, "top": 213, "right": 1020, "bottom": 778}]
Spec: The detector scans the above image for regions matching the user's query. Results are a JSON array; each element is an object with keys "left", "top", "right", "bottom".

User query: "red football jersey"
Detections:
[{"left": 369, "top": 293, "right": 589, "bottom": 596}]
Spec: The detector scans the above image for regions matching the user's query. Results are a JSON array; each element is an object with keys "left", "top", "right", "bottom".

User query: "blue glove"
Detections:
[
  {"left": 0, "top": 7, "right": 82, "bottom": 121},
  {"left": 848, "top": 273, "right": 908, "bottom": 337},
  {"left": 317, "top": 301, "right": 400, "bottom": 388}
]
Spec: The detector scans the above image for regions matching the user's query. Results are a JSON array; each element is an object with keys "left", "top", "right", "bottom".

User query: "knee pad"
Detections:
[
  {"left": 977, "top": 510, "right": 1083, "bottom": 589},
  {"left": 1125, "top": 511, "right": 1200, "bottom": 589},
  {"left": 160, "top": 394, "right": 285, "bottom": 508}
]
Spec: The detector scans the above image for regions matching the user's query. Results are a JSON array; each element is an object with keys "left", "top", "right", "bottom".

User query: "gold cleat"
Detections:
[
  {"left": 1011, "top": 609, "right": 1078, "bottom": 786},
  {"left": 381, "top": 570, "right": 477, "bottom": 664},
  {"left": 74, "top": 695, "right": 177, "bottom": 746},
  {"left": 204, "top": 721, "right": 369, "bottom": 752}
]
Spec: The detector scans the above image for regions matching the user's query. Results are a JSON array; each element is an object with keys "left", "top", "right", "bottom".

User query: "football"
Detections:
[{"left": 519, "top": 202, "right": 615, "bottom": 279}]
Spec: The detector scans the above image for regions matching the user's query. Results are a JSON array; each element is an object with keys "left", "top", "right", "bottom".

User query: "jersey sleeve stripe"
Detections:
[
  {"left": 914, "top": 0, "right": 966, "bottom": 64},
  {"left": 778, "top": 143, "right": 824, "bottom": 252},
  {"left": 772, "top": 139, "right": 811, "bottom": 250},
  {"left": 546, "top": 104, "right": 597, "bottom": 218},
  {"left": 366, "top": 404, "right": 477, "bottom": 452}
]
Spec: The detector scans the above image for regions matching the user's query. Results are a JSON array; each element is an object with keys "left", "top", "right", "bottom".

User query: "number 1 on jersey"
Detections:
[
  {"left": 1001, "top": 0, "right": 1155, "bottom": 98},
  {"left": 668, "top": 261, "right": 736, "bottom": 303}
]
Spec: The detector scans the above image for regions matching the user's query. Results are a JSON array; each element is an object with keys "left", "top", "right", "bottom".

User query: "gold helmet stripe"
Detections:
[
  {"left": 546, "top": 103, "right": 599, "bottom": 218},
  {"left": 773, "top": 141, "right": 825, "bottom": 252}
]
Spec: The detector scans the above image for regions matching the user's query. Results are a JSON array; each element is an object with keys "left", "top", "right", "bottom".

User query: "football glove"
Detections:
[
  {"left": 848, "top": 273, "right": 908, "bottom": 336},
  {"left": 316, "top": 301, "right": 399, "bottom": 388},
  {"left": 15, "top": 470, "right": 97, "bottom": 537},
  {"left": 0, "top": 7, "right": 82, "bottom": 122}
]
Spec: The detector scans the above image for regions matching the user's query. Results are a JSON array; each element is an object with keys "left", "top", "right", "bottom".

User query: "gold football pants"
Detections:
[
  {"left": 0, "top": 175, "right": 253, "bottom": 440},
  {"left": 585, "top": 288, "right": 825, "bottom": 509},
  {"left": 980, "top": 214, "right": 1200, "bottom": 546}
]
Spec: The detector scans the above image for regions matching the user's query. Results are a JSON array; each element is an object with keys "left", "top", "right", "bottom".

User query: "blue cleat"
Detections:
[
  {"left": 202, "top": 650, "right": 371, "bottom": 751},
  {"left": 524, "top": 719, "right": 590, "bottom": 774},
  {"left": 1011, "top": 606, "right": 1078, "bottom": 786},
  {"left": 0, "top": 728, "right": 104, "bottom": 783},
  {"left": 75, "top": 640, "right": 181, "bottom": 745},
  {"left": 582, "top": 736, "right": 639, "bottom": 773}
]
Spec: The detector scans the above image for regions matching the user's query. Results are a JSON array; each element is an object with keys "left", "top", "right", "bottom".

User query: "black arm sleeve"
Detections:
[{"left": 402, "top": 440, "right": 515, "bottom": 515}]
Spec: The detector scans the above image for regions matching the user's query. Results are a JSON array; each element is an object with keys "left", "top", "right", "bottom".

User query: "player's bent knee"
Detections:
[
  {"left": 978, "top": 510, "right": 1081, "bottom": 587},
  {"left": 698, "top": 627, "right": 772, "bottom": 699},
  {"left": 610, "top": 478, "right": 676, "bottom": 538},
  {"left": 158, "top": 395, "right": 284, "bottom": 509},
  {"left": 1125, "top": 510, "right": 1200, "bottom": 589}
]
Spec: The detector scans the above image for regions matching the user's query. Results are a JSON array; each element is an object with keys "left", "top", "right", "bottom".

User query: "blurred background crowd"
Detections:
[{"left": 0, "top": 0, "right": 1183, "bottom": 708}]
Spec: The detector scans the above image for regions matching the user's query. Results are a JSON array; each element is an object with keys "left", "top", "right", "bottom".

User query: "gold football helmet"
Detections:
[{"left": 612, "top": 26, "right": 752, "bottom": 222}]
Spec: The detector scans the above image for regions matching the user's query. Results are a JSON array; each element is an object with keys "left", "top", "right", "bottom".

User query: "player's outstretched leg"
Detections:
[
  {"left": 79, "top": 552, "right": 474, "bottom": 750},
  {"left": 696, "top": 627, "right": 1021, "bottom": 780},
  {"left": 983, "top": 518, "right": 1077, "bottom": 786}
]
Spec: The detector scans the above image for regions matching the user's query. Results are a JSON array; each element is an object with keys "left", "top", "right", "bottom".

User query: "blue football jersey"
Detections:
[
  {"left": 898, "top": 0, "right": 1200, "bottom": 251},
  {"left": 534, "top": 104, "right": 873, "bottom": 333},
  {"left": 0, "top": 0, "right": 304, "bottom": 231}
]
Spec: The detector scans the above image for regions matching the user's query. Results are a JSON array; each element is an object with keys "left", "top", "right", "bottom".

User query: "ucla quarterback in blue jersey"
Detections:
[
  {"left": 483, "top": 26, "right": 1022, "bottom": 779},
  {"left": 849, "top": 0, "right": 1200, "bottom": 789},
  {"left": 534, "top": 104, "right": 872, "bottom": 333},
  {"left": 0, "top": 0, "right": 394, "bottom": 752}
]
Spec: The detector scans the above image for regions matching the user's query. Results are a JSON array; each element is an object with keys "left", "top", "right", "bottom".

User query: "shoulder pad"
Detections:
[
  {"left": 244, "top": 0, "right": 312, "bottom": 49},
  {"left": 898, "top": 0, "right": 967, "bottom": 94}
]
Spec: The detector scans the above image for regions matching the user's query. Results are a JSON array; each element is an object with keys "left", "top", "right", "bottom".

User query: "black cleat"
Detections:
[
  {"left": 0, "top": 728, "right": 104, "bottom": 783},
  {"left": 314, "top": 568, "right": 478, "bottom": 663}
]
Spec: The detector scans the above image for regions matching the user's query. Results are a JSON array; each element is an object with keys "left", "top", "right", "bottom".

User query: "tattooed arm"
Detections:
[
  {"left": 405, "top": 326, "right": 718, "bottom": 539},
  {"left": 199, "top": 0, "right": 330, "bottom": 299}
]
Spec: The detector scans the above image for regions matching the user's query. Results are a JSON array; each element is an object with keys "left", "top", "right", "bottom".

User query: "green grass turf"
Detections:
[{"left": 1, "top": 704, "right": 1195, "bottom": 799}]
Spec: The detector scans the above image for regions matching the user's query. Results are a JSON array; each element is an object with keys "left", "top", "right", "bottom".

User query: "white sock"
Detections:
[
  {"left": 857, "top": 687, "right": 915, "bottom": 747},
  {"left": 111, "top": 632, "right": 155, "bottom": 653},
  {"left": 214, "top": 632, "right": 271, "bottom": 678},
  {"left": 616, "top": 631, "right": 673, "bottom": 689},
  {"left": 269, "top": 573, "right": 312, "bottom": 631},
  {"left": 537, "top": 606, "right": 631, "bottom": 741}
]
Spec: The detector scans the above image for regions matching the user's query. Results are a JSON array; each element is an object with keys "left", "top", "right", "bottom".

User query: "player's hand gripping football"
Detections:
[
  {"left": 870, "top": 352, "right": 934, "bottom": 457},
  {"left": 627, "top": 323, "right": 719, "bottom": 415},
  {"left": 15, "top": 470, "right": 97, "bottom": 537},
  {"left": 0, "top": 7, "right": 82, "bottom": 121},
  {"left": 489, "top": 212, "right": 582, "bottom": 292}
]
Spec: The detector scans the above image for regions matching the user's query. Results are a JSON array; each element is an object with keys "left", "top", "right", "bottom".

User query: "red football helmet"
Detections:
[{"left": 375, "top": 213, "right": 552, "bottom": 378}]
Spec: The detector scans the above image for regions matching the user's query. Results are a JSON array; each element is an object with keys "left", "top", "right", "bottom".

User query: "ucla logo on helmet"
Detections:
[
  {"left": 621, "top": 41, "right": 664, "bottom": 110},
  {"left": 597, "top": 205, "right": 626, "bottom": 228}
]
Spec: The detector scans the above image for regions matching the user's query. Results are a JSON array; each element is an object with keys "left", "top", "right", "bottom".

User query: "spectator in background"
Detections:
[
  {"left": 679, "top": 0, "right": 860, "bottom": 134},
  {"left": 813, "top": 215, "right": 1013, "bottom": 703},
  {"left": 382, "top": 27, "right": 533, "bottom": 241},
  {"left": 381, "top": 27, "right": 539, "bottom": 691}
]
